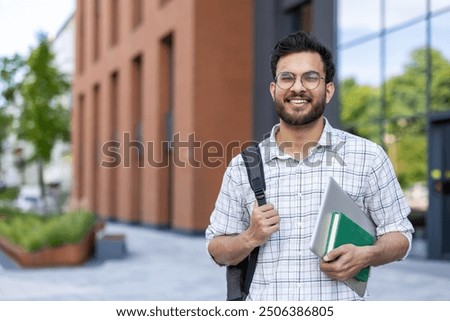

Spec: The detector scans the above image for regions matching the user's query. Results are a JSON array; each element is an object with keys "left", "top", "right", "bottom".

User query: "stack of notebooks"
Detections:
[
  {"left": 310, "top": 177, "right": 377, "bottom": 296},
  {"left": 325, "top": 212, "right": 375, "bottom": 282}
]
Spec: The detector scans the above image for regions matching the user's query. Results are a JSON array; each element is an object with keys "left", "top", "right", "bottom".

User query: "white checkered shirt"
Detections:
[{"left": 205, "top": 119, "right": 414, "bottom": 301}]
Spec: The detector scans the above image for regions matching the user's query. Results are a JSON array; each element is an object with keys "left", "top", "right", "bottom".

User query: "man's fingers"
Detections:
[
  {"left": 266, "top": 215, "right": 280, "bottom": 226},
  {"left": 256, "top": 203, "right": 275, "bottom": 211}
]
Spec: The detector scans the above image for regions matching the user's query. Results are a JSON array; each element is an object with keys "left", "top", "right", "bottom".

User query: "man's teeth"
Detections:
[{"left": 290, "top": 99, "right": 308, "bottom": 104}]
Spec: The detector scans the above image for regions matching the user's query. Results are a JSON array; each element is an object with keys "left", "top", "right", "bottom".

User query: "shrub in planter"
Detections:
[{"left": 0, "top": 208, "right": 96, "bottom": 252}]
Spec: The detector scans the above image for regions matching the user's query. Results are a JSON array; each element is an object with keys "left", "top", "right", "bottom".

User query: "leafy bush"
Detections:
[
  {"left": 0, "top": 208, "right": 96, "bottom": 252},
  {"left": 0, "top": 187, "right": 20, "bottom": 201}
]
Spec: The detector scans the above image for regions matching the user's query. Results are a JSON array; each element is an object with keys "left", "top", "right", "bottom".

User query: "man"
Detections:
[{"left": 205, "top": 31, "right": 414, "bottom": 300}]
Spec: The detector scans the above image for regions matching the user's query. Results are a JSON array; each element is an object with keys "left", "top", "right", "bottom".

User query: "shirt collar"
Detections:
[{"left": 260, "top": 118, "right": 339, "bottom": 163}]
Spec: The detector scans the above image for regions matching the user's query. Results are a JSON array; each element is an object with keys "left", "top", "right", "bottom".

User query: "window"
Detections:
[
  {"left": 338, "top": 0, "right": 381, "bottom": 46},
  {"left": 110, "top": 0, "right": 119, "bottom": 46},
  {"left": 337, "top": 0, "right": 443, "bottom": 189},
  {"left": 77, "top": 94, "right": 85, "bottom": 199},
  {"left": 93, "top": 0, "right": 101, "bottom": 61},
  {"left": 287, "top": 1, "right": 313, "bottom": 32},
  {"left": 77, "top": 0, "right": 85, "bottom": 73},
  {"left": 385, "top": 0, "right": 426, "bottom": 29},
  {"left": 132, "top": 0, "right": 143, "bottom": 29},
  {"left": 132, "top": 56, "right": 143, "bottom": 160},
  {"left": 431, "top": 10, "right": 450, "bottom": 112}
]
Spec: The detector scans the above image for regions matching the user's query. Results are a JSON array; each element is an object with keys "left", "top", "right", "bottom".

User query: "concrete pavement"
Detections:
[{"left": 1, "top": 222, "right": 450, "bottom": 301}]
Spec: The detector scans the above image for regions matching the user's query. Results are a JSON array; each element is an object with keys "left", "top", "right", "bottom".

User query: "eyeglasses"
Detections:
[{"left": 274, "top": 71, "right": 325, "bottom": 90}]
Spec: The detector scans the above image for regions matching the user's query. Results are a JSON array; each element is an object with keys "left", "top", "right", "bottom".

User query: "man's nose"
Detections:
[{"left": 290, "top": 75, "right": 306, "bottom": 92}]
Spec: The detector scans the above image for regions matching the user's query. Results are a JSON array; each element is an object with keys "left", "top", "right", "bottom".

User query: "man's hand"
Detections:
[
  {"left": 319, "top": 244, "right": 370, "bottom": 281},
  {"left": 319, "top": 232, "right": 410, "bottom": 281},
  {"left": 245, "top": 202, "right": 280, "bottom": 248},
  {"left": 207, "top": 202, "right": 280, "bottom": 266}
]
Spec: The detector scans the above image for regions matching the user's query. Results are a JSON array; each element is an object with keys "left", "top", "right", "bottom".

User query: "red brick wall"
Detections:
[{"left": 71, "top": 0, "right": 253, "bottom": 231}]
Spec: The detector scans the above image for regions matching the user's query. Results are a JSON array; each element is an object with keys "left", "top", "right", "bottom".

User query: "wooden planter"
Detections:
[{"left": 0, "top": 228, "right": 95, "bottom": 268}]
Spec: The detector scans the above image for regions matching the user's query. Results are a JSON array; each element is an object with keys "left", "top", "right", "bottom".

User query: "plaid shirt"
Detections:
[{"left": 206, "top": 119, "right": 414, "bottom": 301}]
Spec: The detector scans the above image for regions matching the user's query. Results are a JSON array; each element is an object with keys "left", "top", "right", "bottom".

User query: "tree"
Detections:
[
  {"left": 18, "top": 36, "right": 71, "bottom": 200},
  {"left": 0, "top": 111, "right": 13, "bottom": 173},
  {"left": 0, "top": 35, "right": 70, "bottom": 202},
  {"left": 0, "top": 54, "right": 24, "bottom": 176},
  {"left": 339, "top": 78, "right": 382, "bottom": 144}
]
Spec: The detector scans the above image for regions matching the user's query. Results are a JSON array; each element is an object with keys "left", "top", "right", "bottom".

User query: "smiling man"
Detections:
[{"left": 205, "top": 31, "right": 414, "bottom": 301}]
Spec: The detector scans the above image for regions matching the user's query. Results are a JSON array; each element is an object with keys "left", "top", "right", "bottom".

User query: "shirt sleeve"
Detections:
[
  {"left": 365, "top": 145, "right": 415, "bottom": 259},
  {"left": 205, "top": 157, "right": 250, "bottom": 245}
]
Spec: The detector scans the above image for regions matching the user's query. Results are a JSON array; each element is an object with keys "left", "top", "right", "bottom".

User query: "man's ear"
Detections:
[
  {"left": 325, "top": 82, "right": 335, "bottom": 104},
  {"left": 270, "top": 82, "right": 276, "bottom": 101}
]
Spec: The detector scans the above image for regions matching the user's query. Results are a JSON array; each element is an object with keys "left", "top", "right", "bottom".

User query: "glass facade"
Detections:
[{"left": 338, "top": 0, "right": 450, "bottom": 191}]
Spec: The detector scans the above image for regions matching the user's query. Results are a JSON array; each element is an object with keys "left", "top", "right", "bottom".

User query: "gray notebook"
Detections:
[{"left": 309, "top": 176, "right": 376, "bottom": 297}]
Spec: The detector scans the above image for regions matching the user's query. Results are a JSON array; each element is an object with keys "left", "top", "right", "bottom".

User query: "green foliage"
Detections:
[
  {"left": 385, "top": 117, "right": 427, "bottom": 188},
  {"left": 430, "top": 49, "right": 450, "bottom": 111},
  {"left": 340, "top": 47, "right": 450, "bottom": 189},
  {"left": 0, "top": 54, "right": 25, "bottom": 105},
  {"left": 0, "top": 36, "right": 71, "bottom": 199},
  {"left": 0, "top": 111, "right": 13, "bottom": 157},
  {"left": 0, "top": 186, "right": 20, "bottom": 201},
  {"left": 0, "top": 55, "right": 24, "bottom": 159},
  {"left": 17, "top": 38, "right": 71, "bottom": 163},
  {"left": 0, "top": 209, "right": 96, "bottom": 252},
  {"left": 339, "top": 78, "right": 382, "bottom": 144}
]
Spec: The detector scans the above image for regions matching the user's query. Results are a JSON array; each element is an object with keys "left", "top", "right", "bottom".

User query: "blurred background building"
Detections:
[
  {"left": 71, "top": 0, "right": 336, "bottom": 233},
  {"left": 70, "top": 0, "right": 450, "bottom": 257}
]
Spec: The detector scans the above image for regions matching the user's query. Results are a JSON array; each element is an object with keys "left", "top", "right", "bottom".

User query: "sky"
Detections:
[{"left": 0, "top": 0, "right": 75, "bottom": 58}]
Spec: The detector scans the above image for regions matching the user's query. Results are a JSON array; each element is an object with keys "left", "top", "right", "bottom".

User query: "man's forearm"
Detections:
[
  {"left": 367, "top": 231, "right": 410, "bottom": 267},
  {"left": 208, "top": 232, "right": 257, "bottom": 266}
]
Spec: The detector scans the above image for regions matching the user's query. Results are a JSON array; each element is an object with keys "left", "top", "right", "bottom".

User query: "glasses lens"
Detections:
[
  {"left": 301, "top": 71, "right": 321, "bottom": 90},
  {"left": 276, "top": 72, "right": 295, "bottom": 90},
  {"left": 276, "top": 71, "right": 322, "bottom": 90}
]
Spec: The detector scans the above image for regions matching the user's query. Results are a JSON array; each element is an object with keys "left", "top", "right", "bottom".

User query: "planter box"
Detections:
[{"left": 0, "top": 228, "right": 95, "bottom": 268}]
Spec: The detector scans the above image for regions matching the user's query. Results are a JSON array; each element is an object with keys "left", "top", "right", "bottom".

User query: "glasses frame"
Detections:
[{"left": 274, "top": 71, "right": 325, "bottom": 90}]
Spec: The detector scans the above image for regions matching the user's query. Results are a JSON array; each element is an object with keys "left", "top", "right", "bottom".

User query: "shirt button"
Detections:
[
  {"left": 297, "top": 251, "right": 302, "bottom": 256},
  {"left": 295, "top": 283, "right": 302, "bottom": 288},
  {"left": 296, "top": 222, "right": 302, "bottom": 228}
]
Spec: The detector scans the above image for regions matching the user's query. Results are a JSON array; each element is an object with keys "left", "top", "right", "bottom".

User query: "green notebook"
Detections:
[{"left": 325, "top": 212, "right": 375, "bottom": 282}]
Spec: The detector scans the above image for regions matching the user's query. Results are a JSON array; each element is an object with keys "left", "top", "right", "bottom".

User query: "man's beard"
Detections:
[{"left": 275, "top": 93, "right": 326, "bottom": 127}]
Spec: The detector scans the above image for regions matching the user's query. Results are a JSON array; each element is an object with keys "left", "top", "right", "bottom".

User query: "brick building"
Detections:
[{"left": 71, "top": 0, "right": 336, "bottom": 232}]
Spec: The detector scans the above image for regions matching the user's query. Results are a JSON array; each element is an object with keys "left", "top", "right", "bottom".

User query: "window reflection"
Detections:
[
  {"left": 338, "top": 0, "right": 381, "bottom": 45},
  {"left": 339, "top": 40, "right": 382, "bottom": 144},
  {"left": 385, "top": 21, "right": 426, "bottom": 117},
  {"left": 431, "top": 10, "right": 450, "bottom": 61},
  {"left": 431, "top": 0, "right": 450, "bottom": 12},
  {"left": 431, "top": 10, "right": 450, "bottom": 112},
  {"left": 337, "top": 0, "right": 450, "bottom": 190},
  {"left": 385, "top": 0, "right": 426, "bottom": 29},
  {"left": 339, "top": 39, "right": 380, "bottom": 86}
]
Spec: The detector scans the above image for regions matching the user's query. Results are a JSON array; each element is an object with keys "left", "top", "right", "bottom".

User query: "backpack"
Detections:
[{"left": 226, "top": 143, "right": 266, "bottom": 301}]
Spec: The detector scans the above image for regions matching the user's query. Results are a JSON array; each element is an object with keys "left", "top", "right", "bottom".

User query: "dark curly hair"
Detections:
[{"left": 270, "top": 31, "right": 335, "bottom": 83}]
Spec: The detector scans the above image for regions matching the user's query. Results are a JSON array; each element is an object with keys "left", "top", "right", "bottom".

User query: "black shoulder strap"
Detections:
[
  {"left": 241, "top": 143, "right": 266, "bottom": 298},
  {"left": 241, "top": 144, "right": 266, "bottom": 206}
]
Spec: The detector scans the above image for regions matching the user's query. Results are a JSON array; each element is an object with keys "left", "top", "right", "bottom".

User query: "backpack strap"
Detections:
[
  {"left": 242, "top": 144, "right": 266, "bottom": 206},
  {"left": 241, "top": 143, "right": 266, "bottom": 299}
]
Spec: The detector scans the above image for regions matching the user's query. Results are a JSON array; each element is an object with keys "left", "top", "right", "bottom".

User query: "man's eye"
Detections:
[
  {"left": 280, "top": 75, "right": 294, "bottom": 81},
  {"left": 305, "top": 75, "right": 319, "bottom": 82}
]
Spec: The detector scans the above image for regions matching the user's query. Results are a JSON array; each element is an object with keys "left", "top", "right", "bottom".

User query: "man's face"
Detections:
[{"left": 270, "top": 52, "right": 334, "bottom": 127}]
